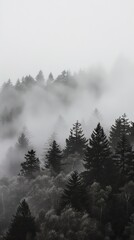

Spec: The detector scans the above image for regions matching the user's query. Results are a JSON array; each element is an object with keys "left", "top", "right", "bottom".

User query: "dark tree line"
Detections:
[
  {"left": 19, "top": 117, "right": 134, "bottom": 188},
  {"left": 3, "top": 114, "right": 134, "bottom": 240}
]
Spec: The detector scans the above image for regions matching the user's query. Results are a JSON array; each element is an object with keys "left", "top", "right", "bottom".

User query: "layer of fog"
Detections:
[{"left": 0, "top": 57, "right": 134, "bottom": 177}]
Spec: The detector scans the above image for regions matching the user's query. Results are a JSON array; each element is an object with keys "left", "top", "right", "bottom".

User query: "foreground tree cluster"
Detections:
[{"left": 1, "top": 114, "right": 134, "bottom": 239}]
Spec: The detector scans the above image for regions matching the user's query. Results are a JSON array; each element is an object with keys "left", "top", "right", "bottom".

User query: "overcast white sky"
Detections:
[{"left": 0, "top": 0, "right": 134, "bottom": 83}]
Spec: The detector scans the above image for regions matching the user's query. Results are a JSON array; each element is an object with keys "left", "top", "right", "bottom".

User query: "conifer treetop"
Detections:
[
  {"left": 45, "top": 140, "right": 62, "bottom": 174},
  {"left": 20, "top": 149, "right": 40, "bottom": 178},
  {"left": 64, "top": 120, "right": 88, "bottom": 156}
]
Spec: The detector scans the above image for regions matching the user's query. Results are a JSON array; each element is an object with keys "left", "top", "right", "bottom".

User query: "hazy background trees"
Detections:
[{"left": 0, "top": 72, "right": 134, "bottom": 239}]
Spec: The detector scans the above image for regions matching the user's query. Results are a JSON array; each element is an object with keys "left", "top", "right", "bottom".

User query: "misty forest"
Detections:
[{"left": 0, "top": 70, "right": 134, "bottom": 240}]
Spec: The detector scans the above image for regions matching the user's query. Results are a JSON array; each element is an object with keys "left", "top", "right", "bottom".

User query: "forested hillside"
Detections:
[{"left": 0, "top": 72, "right": 134, "bottom": 240}]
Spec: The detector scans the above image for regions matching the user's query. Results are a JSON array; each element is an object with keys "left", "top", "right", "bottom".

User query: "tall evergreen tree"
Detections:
[
  {"left": 83, "top": 123, "right": 115, "bottom": 186},
  {"left": 113, "top": 134, "right": 134, "bottom": 184},
  {"left": 4, "top": 199, "right": 36, "bottom": 240},
  {"left": 20, "top": 149, "right": 40, "bottom": 178},
  {"left": 45, "top": 140, "right": 62, "bottom": 174},
  {"left": 61, "top": 171, "right": 89, "bottom": 212},
  {"left": 109, "top": 114, "right": 131, "bottom": 151},
  {"left": 64, "top": 121, "right": 88, "bottom": 156}
]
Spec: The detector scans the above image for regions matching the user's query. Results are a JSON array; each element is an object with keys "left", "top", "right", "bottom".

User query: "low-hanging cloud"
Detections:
[{"left": 0, "top": 58, "right": 134, "bottom": 176}]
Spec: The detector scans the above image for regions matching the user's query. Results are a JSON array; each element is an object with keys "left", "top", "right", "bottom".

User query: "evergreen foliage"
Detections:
[
  {"left": 20, "top": 150, "right": 40, "bottom": 178},
  {"left": 4, "top": 199, "right": 36, "bottom": 240},
  {"left": 64, "top": 121, "right": 88, "bottom": 156},
  {"left": 83, "top": 123, "right": 115, "bottom": 186},
  {"left": 113, "top": 134, "right": 134, "bottom": 185},
  {"left": 45, "top": 140, "right": 62, "bottom": 174},
  {"left": 1, "top": 111, "right": 134, "bottom": 239},
  {"left": 109, "top": 114, "right": 131, "bottom": 150},
  {"left": 61, "top": 171, "right": 89, "bottom": 212}
]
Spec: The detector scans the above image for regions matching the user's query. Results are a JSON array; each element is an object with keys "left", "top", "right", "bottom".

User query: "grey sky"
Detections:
[{"left": 0, "top": 0, "right": 134, "bottom": 83}]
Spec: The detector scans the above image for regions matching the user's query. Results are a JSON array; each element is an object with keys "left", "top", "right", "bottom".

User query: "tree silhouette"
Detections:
[
  {"left": 4, "top": 199, "right": 36, "bottom": 240},
  {"left": 83, "top": 123, "right": 115, "bottom": 186},
  {"left": 64, "top": 121, "right": 88, "bottom": 156},
  {"left": 113, "top": 134, "right": 134, "bottom": 185},
  {"left": 61, "top": 171, "right": 89, "bottom": 212},
  {"left": 109, "top": 114, "right": 131, "bottom": 151},
  {"left": 45, "top": 140, "right": 62, "bottom": 174},
  {"left": 36, "top": 70, "right": 45, "bottom": 85},
  {"left": 20, "top": 149, "right": 40, "bottom": 178},
  {"left": 47, "top": 72, "right": 54, "bottom": 85}
]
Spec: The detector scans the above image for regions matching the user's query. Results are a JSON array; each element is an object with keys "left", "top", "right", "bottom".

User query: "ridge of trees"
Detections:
[{"left": 1, "top": 114, "right": 134, "bottom": 239}]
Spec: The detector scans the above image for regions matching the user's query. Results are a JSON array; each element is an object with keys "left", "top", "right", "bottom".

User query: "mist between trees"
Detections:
[
  {"left": 1, "top": 68, "right": 134, "bottom": 239},
  {"left": 0, "top": 68, "right": 105, "bottom": 175},
  {"left": 0, "top": 110, "right": 134, "bottom": 239}
]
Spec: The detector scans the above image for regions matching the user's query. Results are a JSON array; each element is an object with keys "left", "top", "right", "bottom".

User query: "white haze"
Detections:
[
  {"left": 0, "top": 0, "right": 134, "bottom": 81},
  {"left": 0, "top": 0, "right": 134, "bottom": 176},
  {"left": 0, "top": 58, "right": 134, "bottom": 177}
]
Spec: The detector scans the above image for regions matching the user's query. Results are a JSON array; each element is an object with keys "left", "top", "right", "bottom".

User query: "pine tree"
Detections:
[
  {"left": 47, "top": 72, "right": 54, "bottom": 85},
  {"left": 109, "top": 117, "right": 122, "bottom": 150},
  {"left": 109, "top": 114, "right": 131, "bottom": 151},
  {"left": 20, "top": 150, "right": 40, "bottom": 178},
  {"left": 64, "top": 121, "right": 88, "bottom": 156},
  {"left": 56, "top": 70, "right": 68, "bottom": 84},
  {"left": 61, "top": 171, "right": 89, "bottom": 212},
  {"left": 83, "top": 123, "right": 115, "bottom": 186},
  {"left": 36, "top": 70, "right": 45, "bottom": 85},
  {"left": 121, "top": 113, "right": 130, "bottom": 135},
  {"left": 45, "top": 140, "right": 62, "bottom": 174},
  {"left": 4, "top": 199, "right": 36, "bottom": 240},
  {"left": 113, "top": 134, "right": 134, "bottom": 184}
]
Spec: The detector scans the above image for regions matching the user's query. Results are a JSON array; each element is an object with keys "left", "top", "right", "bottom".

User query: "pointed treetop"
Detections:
[
  {"left": 83, "top": 122, "right": 115, "bottom": 186},
  {"left": 20, "top": 149, "right": 40, "bottom": 178},
  {"left": 109, "top": 114, "right": 131, "bottom": 150},
  {"left": 36, "top": 70, "right": 45, "bottom": 85},
  {"left": 61, "top": 171, "right": 89, "bottom": 211},
  {"left": 45, "top": 140, "right": 62, "bottom": 174},
  {"left": 16, "top": 199, "right": 31, "bottom": 217},
  {"left": 64, "top": 120, "right": 88, "bottom": 156},
  {"left": 47, "top": 72, "right": 54, "bottom": 85},
  {"left": 4, "top": 199, "right": 36, "bottom": 240}
]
